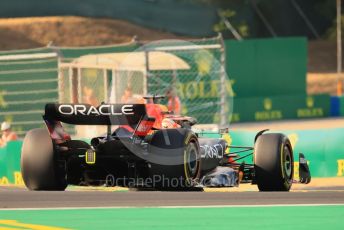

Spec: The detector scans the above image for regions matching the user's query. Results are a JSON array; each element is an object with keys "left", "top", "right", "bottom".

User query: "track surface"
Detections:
[
  {"left": 1, "top": 187, "right": 344, "bottom": 208},
  {"left": 1, "top": 187, "right": 343, "bottom": 229}
]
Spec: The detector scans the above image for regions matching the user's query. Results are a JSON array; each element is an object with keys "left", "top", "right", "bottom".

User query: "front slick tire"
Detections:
[
  {"left": 254, "top": 133, "right": 294, "bottom": 192},
  {"left": 148, "top": 129, "right": 201, "bottom": 191},
  {"left": 21, "top": 128, "right": 67, "bottom": 191}
]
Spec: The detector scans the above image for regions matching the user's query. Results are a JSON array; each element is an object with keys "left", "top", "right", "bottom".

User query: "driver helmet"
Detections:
[{"left": 161, "top": 118, "right": 179, "bottom": 129}]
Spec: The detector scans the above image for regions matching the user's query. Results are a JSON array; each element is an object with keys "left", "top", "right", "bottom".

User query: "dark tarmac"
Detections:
[{"left": 1, "top": 186, "right": 344, "bottom": 209}]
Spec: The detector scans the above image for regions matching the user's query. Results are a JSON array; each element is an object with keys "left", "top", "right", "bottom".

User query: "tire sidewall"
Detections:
[
  {"left": 21, "top": 128, "right": 66, "bottom": 190},
  {"left": 183, "top": 136, "right": 201, "bottom": 186},
  {"left": 254, "top": 133, "right": 294, "bottom": 191},
  {"left": 280, "top": 140, "right": 294, "bottom": 190},
  {"left": 148, "top": 128, "right": 201, "bottom": 189}
]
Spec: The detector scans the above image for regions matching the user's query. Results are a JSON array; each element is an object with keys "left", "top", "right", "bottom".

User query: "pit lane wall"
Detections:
[{"left": 1, "top": 128, "right": 344, "bottom": 185}]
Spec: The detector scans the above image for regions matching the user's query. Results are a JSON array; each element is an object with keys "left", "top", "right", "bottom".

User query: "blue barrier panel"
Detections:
[{"left": 330, "top": 96, "right": 340, "bottom": 117}]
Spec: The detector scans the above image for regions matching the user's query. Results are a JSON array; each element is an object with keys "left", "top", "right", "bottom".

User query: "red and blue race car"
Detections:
[{"left": 21, "top": 95, "right": 311, "bottom": 191}]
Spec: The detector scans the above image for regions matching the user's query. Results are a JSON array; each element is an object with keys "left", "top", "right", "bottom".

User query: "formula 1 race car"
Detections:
[{"left": 21, "top": 95, "right": 311, "bottom": 191}]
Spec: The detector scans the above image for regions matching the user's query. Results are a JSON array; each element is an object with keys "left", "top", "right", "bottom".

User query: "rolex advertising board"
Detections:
[{"left": 231, "top": 94, "right": 330, "bottom": 123}]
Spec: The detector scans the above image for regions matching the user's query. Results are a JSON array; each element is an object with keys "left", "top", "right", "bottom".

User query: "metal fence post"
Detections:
[{"left": 219, "top": 34, "right": 227, "bottom": 128}]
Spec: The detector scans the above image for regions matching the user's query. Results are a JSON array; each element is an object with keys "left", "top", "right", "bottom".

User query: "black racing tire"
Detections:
[
  {"left": 148, "top": 128, "right": 201, "bottom": 190},
  {"left": 254, "top": 133, "right": 294, "bottom": 192},
  {"left": 21, "top": 128, "right": 67, "bottom": 191}
]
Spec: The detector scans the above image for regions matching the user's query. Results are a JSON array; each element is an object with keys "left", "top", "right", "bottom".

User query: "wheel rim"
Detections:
[
  {"left": 186, "top": 145, "right": 198, "bottom": 177},
  {"left": 283, "top": 146, "right": 292, "bottom": 179}
]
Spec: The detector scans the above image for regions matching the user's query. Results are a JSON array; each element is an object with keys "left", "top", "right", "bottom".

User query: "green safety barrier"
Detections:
[
  {"left": 0, "top": 141, "right": 22, "bottom": 185},
  {"left": 231, "top": 94, "right": 331, "bottom": 123},
  {"left": 225, "top": 37, "right": 307, "bottom": 99},
  {"left": 340, "top": 96, "right": 344, "bottom": 116},
  {"left": 0, "top": 53, "right": 58, "bottom": 136},
  {"left": 201, "top": 128, "right": 344, "bottom": 178},
  {"left": 1, "top": 128, "right": 344, "bottom": 185}
]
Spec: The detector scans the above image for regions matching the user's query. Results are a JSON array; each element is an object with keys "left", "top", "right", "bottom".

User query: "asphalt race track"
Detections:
[{"left": 1, "top": 186, "right": 344, "bottom": 209}]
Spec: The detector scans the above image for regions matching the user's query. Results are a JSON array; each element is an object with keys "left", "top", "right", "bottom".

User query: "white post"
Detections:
[
  {"left": 219, "top": 34, "right": 227, "bottom": 128},
  {"left": 111, "top": 69, "right": 117, "bottom": 103},
  {"left": 337, "top": 0, "right": 342, "bottom": 94},
  {"left": 57, "top": 58, "right": 64, "bottom": 103},
  {"left": 144, "top": 50, "right": 150, "bottom": 95},
  {"left": 77, "top": 68, "right": 82, "bottom": 103},
  {"left": 68, "top": 66, "right": 73, "bottom": 103},
  {"left": 103, "top": 69, "right": 108, "bottom": 103}
]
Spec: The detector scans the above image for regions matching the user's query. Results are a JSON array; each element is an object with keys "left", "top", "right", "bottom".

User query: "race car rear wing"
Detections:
[{"left": 43, "top": 103, "right": 147, "bottom": 125}]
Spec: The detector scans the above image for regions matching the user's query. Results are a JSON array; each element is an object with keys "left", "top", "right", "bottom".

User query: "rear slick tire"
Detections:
[
  {"left": 21, "top": 128, "right": 67, "bottom": 191},
  {"left": 148, "top": 128, "right": 201, "bottom": 190}
]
